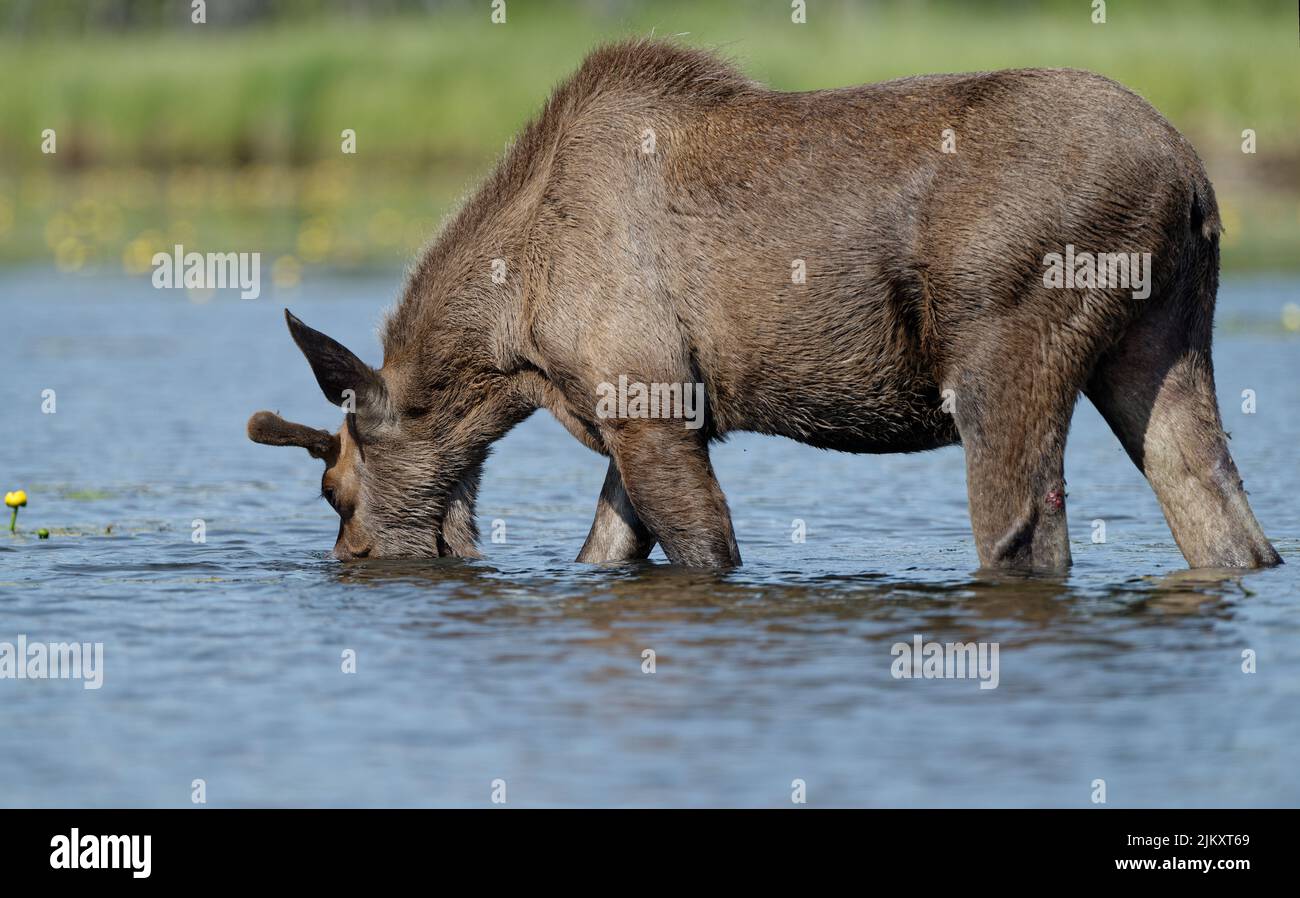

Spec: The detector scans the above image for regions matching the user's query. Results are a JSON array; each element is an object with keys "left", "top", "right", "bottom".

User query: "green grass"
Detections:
[{"left": 2, "top": 1, "right": 1297, "bottom": 271}]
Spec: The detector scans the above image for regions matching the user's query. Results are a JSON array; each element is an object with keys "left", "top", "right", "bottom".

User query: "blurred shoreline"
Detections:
[{"left": 4, "top": 1, "right": 1298, "bottom": 273}]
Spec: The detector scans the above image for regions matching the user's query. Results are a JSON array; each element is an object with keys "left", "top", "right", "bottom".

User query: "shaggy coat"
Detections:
[{"left": 249, "top": 40, "right": 1280, "bottom": 571}]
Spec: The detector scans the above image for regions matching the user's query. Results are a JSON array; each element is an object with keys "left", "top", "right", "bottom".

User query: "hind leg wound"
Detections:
[
  {"left": 965, "top": 428, "right": 1074, "bottom": 572},
  {"left": 949, "top": 333, "right": 1084, "bottom": 572}
]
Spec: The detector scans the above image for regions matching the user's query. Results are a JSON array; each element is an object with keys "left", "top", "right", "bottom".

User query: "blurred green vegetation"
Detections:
[{"left": 1, "top": 0, "right": 1297, "bottom": 276}]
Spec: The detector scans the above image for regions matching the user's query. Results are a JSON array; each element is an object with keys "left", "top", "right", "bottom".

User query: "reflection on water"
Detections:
[
  {"left": 0, "top": 271, "right": 1296, "bottom": 807},
  {"left": 330, "top": 558, "right": 1247, "bottom": 627}
]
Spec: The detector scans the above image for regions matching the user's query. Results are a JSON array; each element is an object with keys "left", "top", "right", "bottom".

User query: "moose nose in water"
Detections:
[{"left": 333, "top": 543, "right": 372, "bottom": 561}]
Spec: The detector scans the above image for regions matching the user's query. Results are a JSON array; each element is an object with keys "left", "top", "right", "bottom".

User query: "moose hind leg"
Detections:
[
  {"left": 577, "top": 458, "right": 657, "bottom": 563},
  {"left": 1085, "top": 305, "right": 1281, "bottom": 568},
  {"left": 606, "top": 420, "right": 741, "bottom": 569},
  {"left": 949, "top": 336, "right": 1081, "bottom": 572},
  {"left": 959, "top": 407, "right": 1074, "bottom": 572}
]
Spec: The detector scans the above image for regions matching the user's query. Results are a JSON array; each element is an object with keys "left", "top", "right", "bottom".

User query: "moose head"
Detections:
[{"left": 247, "top": 309, "right": 504, "bottom": 560}]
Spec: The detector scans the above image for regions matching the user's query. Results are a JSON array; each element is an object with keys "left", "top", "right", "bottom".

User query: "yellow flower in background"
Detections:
[
  {"left": 1283, "top": 302, "right": 1300, "bottom": 333},
  {"left": 21, "top": 172, "right": 54, "bottom": 209},
  {"left": 54, "top": 236, "right": 87, "bottom": 272},
  {"left": 44, "top": 213, "right": 74, "bottom": 249},
  {"left": 0, "top": 194, "right": 13, "bottom": 239},
  {"left": 1219, "top": 203, "right": 1241, "bottom": 248},
  {"left": 296, "top": 217, "right": 334, "bottom": 263},
  {"left": 272, "top": 254, "right": 302, "bottom": 289},
  {"left": 367, "top": 208, "right": 404, "bottom": 247},
  {"left": 122, "top": 236, "right": 157, "bottom": 274},
  {"left": 304, "top": 160, "right": 349, "bottom": 211}
]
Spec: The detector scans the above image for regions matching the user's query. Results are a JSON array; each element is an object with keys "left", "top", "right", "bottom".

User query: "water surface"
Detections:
[{"left": 1, "top": 271, "right": 1297, "bottom": 807}]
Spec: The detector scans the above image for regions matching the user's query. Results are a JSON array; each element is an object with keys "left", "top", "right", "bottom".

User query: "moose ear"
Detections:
[
  {"left": 284, "top": 309, "right": 387, "bottom": 416},
  {"left": 247, "top": 410, "right": 339, "bottom": 463}
]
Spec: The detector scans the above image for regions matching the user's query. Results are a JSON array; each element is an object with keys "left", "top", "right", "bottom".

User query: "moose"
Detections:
[{"left": 248, "top": 40, "right": 1281, "bottom": 571}]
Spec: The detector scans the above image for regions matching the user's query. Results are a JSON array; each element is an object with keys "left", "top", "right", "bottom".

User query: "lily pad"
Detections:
[{"left": 64, "top": 489, "right": 113, "bottom": 501}]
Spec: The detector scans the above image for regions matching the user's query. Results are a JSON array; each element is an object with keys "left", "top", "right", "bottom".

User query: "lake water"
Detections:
[{"left": 1, "top": 270, "right": 1297, "bottom": 807}]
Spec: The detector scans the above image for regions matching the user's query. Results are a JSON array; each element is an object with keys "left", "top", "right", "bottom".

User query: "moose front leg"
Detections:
[
  {"left": 577, "top": 458, "right": 657, "bottom": 563},
  {"left": 437, "top": 462, "right": 484, "bottom": 559},
  {"left": 606, "top": 421, "right": 741, "bottom": 569}
]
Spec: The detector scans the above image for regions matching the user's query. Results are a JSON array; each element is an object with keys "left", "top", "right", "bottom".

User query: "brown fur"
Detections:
[{"left": 248, "top": 39, "right": 1280, "bottom": 571}]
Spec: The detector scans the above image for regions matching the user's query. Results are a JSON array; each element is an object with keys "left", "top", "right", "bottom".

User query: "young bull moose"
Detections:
[{"left": 248, "top": 40, "right": 1281, "bottom": 571}]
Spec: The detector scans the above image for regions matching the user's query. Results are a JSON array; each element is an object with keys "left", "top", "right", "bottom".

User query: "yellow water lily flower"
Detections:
[{"left": 6, "top": 489, "right": 27, "bottom": 532}]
